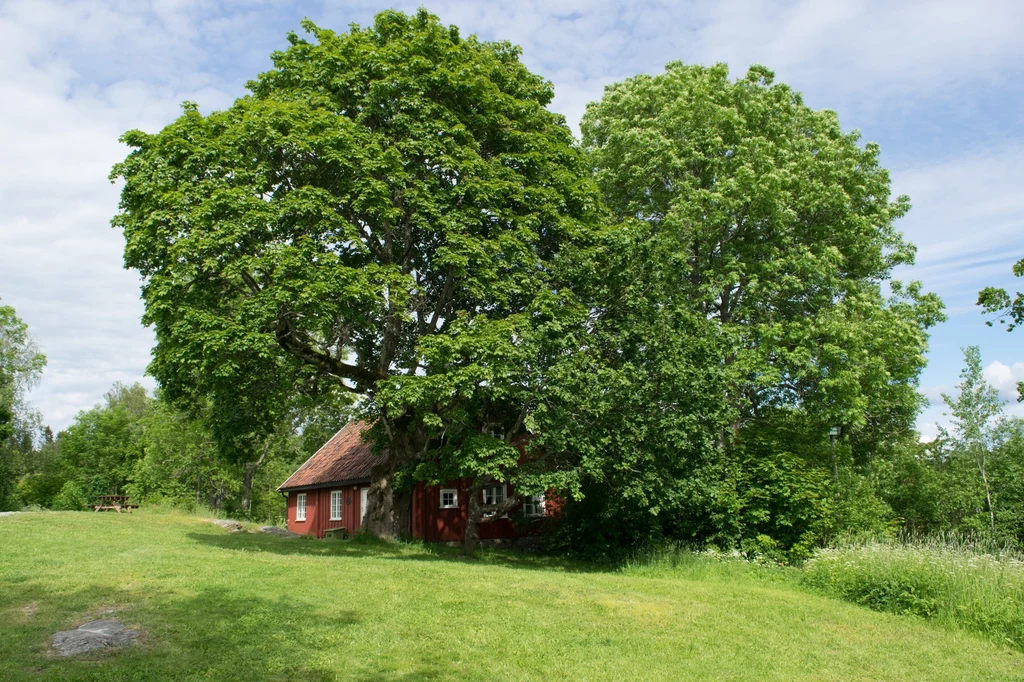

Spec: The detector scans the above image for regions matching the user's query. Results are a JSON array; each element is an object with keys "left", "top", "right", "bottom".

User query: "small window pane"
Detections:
[
  {"left": 524, "top": 494, "right": 544, "bottom": 517},
  {"left": 330, "top": 491, "right": 343, "bottom": 521},
  {"left": 440, "top": 489, "right": 458, "bottom": 509},
  {"left": 483, "top": 485, "right": 506, "bottom": 505},
  {"left": 296, "top": 493, "right": 307, "bottom": 521}
]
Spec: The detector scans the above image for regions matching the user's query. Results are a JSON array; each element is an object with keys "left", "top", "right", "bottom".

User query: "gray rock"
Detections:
[
  {"left": 0, "top": 511, "right": 20, "bottom": 517},
  {"left": 259, "top": 525, "right": 300, "bottom": 538},
  {"left": 209, "top": 519, "right": 244, "bottom": 532},
  {"left": 51, "top": 619, "right": 141, "bottom": 656}
]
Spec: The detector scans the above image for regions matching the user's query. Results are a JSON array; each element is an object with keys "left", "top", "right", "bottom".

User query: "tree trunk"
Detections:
[
  {"left": 461, "top": 480, "right": 485, "bottom": 556},
  {"left": 363, "top": 447, "right": 412, "bottom": 539},
  {"left": 242, "top": 440, "right": 271, "bottom": 515},
  {"left": 977, "top": 450, "right": 996, "bottom": 534}
]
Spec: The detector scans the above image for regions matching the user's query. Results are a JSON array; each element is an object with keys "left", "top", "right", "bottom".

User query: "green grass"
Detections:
[
  {"left": 2, "top": 513, "right": 1024, "bottom": 681},
  {"left": 802, "top": 536, "right": 1024, "bottom": 651}
]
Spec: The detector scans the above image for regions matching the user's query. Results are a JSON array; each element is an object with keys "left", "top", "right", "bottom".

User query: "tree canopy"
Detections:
[
  {"left": 111, "top": 9, "right": 601, "bottom": 536},
  {"left": 0, "top": 299, "right": 45, "bottom": 442},
  {"left": 581, "top": 62, "right": 944, "bottom": 443}
]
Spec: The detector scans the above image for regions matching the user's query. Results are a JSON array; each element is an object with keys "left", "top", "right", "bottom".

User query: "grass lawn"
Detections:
[{"left": 2, "top": 512, "right": 1023, "bottom": 681}]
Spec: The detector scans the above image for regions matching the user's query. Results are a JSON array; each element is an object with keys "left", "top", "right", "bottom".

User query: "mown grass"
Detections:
[
  {"left": 2, "top": 512, "right": 1024, "bottom": 681},
  {"left": 802, "top": 535, "right": 1024, "bottom": 651}
]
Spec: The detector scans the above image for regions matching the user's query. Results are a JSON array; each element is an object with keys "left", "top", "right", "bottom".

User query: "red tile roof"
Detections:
[{"left": 278, "top": 421, "right": 386, "bottom": 491}]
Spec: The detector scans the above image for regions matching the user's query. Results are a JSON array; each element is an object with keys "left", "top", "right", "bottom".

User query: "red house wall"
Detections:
[
  {"left": 288, "top": 480, "right": 558, "bottom": 542},
  {"left": 287, "top": 484, "right": 370, "bottom": 538},
  {"left": 411, "top": 479, "right": 555, "bottom": 543}
]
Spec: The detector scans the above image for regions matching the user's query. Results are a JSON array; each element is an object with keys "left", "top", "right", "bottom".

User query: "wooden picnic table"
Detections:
[{"left": 90, "top": 495, "right": 140, "bottom": 513}]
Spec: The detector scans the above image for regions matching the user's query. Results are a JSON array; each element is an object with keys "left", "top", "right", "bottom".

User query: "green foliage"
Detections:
[
  {"left": 938, "top": 346, "right": 1006, "bottom": 535},
  {"left": 872, "top": 441, "right": 944, "bottom": 535},
  {"left": 978, "top": 258, "right": 1024, "bottom": 399},
  {"left": 0, "top": 299, "right": 46, "bottom": 508},
  {"left": 803, "top": 537, "right": 1024, "bottom": 650},
  {"left": 0, "top": 299, "right": 46, "bottom": 442},
  {"left": 714, "top": 437, "right": 836, "bottom": 560},
  {"left": 50, "top": 481, "right": 88, "bottom": 511},
  {"left": 57, "top": 382, "right": 151, "bottom": 500},
  {"left": 581, "top": 61, "right": 942, "bottom": 439}
]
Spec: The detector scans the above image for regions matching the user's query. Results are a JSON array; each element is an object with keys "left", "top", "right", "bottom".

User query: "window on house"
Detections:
[
  {"left": 330, "top": 490, "right": 343, "bottom": 521},
  {"left": 440, "top": 488, "right": 458, "bottom": 509},
  {"left": 482, "top": 485, "right": 506, "bottom": 506},
  {"left": 296, "top": 493, "right": 307, "bottom": 521},
  {"left": 523, "top": 493, "right": 545, "bottom": 517}
]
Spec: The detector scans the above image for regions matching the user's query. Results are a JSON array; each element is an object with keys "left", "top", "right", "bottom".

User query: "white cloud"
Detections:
[{"left": 984, "top": 360, "right": 1024, "bottom": 403}]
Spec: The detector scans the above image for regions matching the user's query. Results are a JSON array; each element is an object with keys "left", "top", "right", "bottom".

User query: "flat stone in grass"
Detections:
[
  {"left": 209, "top": 519, "right": 245, "bottom": 532},
  {"left": 259, "top": 525, "right": 300, "bottom": 538},
  {"left": 51, "top": 619, "right": 140, "bottom": 656}
]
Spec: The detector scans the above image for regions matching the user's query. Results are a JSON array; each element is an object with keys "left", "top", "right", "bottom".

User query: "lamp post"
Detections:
[{"left": 829, "top": 426, "right": 842, "bottom": 493}]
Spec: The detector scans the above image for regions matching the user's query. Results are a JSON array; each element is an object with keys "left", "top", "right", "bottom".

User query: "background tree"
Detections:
[
  {"left": 111, "top": 9, "right": 600, "bottom": 537},
  {"left": 0, "top": 299, "right": 46, "bottom": 510},
  {"left": 978, "top": 257, "right": 1024, "bottom": 400},
  {"left": 938, "top": 346, "right": 1005, "bottom": 535},
  {"left": 581, "top": 63, "right": 943, "bottom": 447},
  {"left": 57, "top": 382, "right": 152, "bottom": 501}
]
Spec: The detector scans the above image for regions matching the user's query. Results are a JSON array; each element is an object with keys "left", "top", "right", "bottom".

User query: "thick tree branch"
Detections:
[{"left": 275, "top": 312, "right": 379, "bottom": 388}]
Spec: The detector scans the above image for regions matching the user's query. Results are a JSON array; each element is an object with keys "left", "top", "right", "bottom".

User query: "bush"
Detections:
[
  {"left": 16, "top": 471, "right": 67, "bottom": 508},
  {"left": 51, "top": 481, "right": 89, "bottom": 511},
  {"left": 802, "top": 536, "right": 1024, "bottom": 649}
]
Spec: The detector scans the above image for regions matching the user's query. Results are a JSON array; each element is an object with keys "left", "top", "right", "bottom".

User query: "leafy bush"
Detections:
[
  {"left": 802, "top": 536, "right": 1024, "bottom": 649},
  {"left": 51, "top": 481, "right": 89, "bottom": 511},
  {"left": 16, "top": 471, "right": 67, "bottom": 508}
]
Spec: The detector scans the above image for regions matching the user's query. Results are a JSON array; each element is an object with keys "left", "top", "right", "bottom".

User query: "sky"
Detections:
[{"left": 1, "top": 0, "right": 1022, "bottom": 438}]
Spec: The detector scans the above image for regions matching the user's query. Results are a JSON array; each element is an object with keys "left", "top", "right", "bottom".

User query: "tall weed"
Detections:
[{"left": 802, "top": 535, "right": 1024, "bottom": 649}]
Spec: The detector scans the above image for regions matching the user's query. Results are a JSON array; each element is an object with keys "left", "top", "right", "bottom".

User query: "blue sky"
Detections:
[{"left": 1, "top": 0, "right": 1022, "bottom": 437}]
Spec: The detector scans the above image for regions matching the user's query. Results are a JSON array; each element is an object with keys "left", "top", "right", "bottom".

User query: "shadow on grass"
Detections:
[
  {"left": 186, "top": 527, "right": 605, "bottom": 575},
  {"left": 0, "top": 578, "right": 380, "bottom": 681}
]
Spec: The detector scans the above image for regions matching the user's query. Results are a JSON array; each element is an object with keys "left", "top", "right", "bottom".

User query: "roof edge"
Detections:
[
  {"left": 276, "top": 422, "right": 353, "bottom": 491},
  {"left": 278, "top": 477, "right": 373, "bottom": 493}
]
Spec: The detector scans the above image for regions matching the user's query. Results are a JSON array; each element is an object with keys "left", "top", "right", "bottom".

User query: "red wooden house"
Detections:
[{"left": 278, "top": 421, "right": 550, "bottom": 541}]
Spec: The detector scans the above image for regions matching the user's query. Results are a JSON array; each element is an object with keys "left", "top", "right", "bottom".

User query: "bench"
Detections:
[{"left": 90, "top": 495, "right": 140, "bottom": 513}]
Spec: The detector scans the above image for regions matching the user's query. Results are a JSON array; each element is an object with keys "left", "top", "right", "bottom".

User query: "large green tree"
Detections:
[
  {"left": 581, "top": 62, "right": 943, "bottom": 449},
  {"left": 111, "top": 9, "right": 600, "bottom": 537}
]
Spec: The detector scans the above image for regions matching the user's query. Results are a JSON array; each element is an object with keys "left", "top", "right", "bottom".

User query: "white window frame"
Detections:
[
  {"left": 296, "top": 493, "right": 307, "bottom": 521},
  {"left": 482, "top": 485, "right": 506, "bottom": 506},
  {"left": 523, "top": 493, "right": 545, "bottom": 517},
  {"left": 329, "top": 490, "right": 343, "bottom": 521},
  {"left": 440, "top": 488, "right": 458, "bottom": 509}
]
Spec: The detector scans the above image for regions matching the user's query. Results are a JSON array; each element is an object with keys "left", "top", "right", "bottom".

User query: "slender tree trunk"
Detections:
[
  {"left": 832, "top": 447, "right": 839, "bottom": 493},
  {"left": 242, "top": 440, "right": 271, "bottom": 514},
  {"left": 461, "top": 480, "right": 485, "bottom": 556},
  {"left": 196, "top": 463, "right": 202, "bottom": 507},
  {"left": 977, "top": 450, "right": 996, "bottom": 534}
]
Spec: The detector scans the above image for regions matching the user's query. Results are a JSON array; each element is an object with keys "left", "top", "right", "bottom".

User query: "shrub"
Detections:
[
  {"left": 51, "top": 481, "right": 89, "bottom": 511},
  {"left": 802, "top": 536, "right": 1024, "bottom": 649}
]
